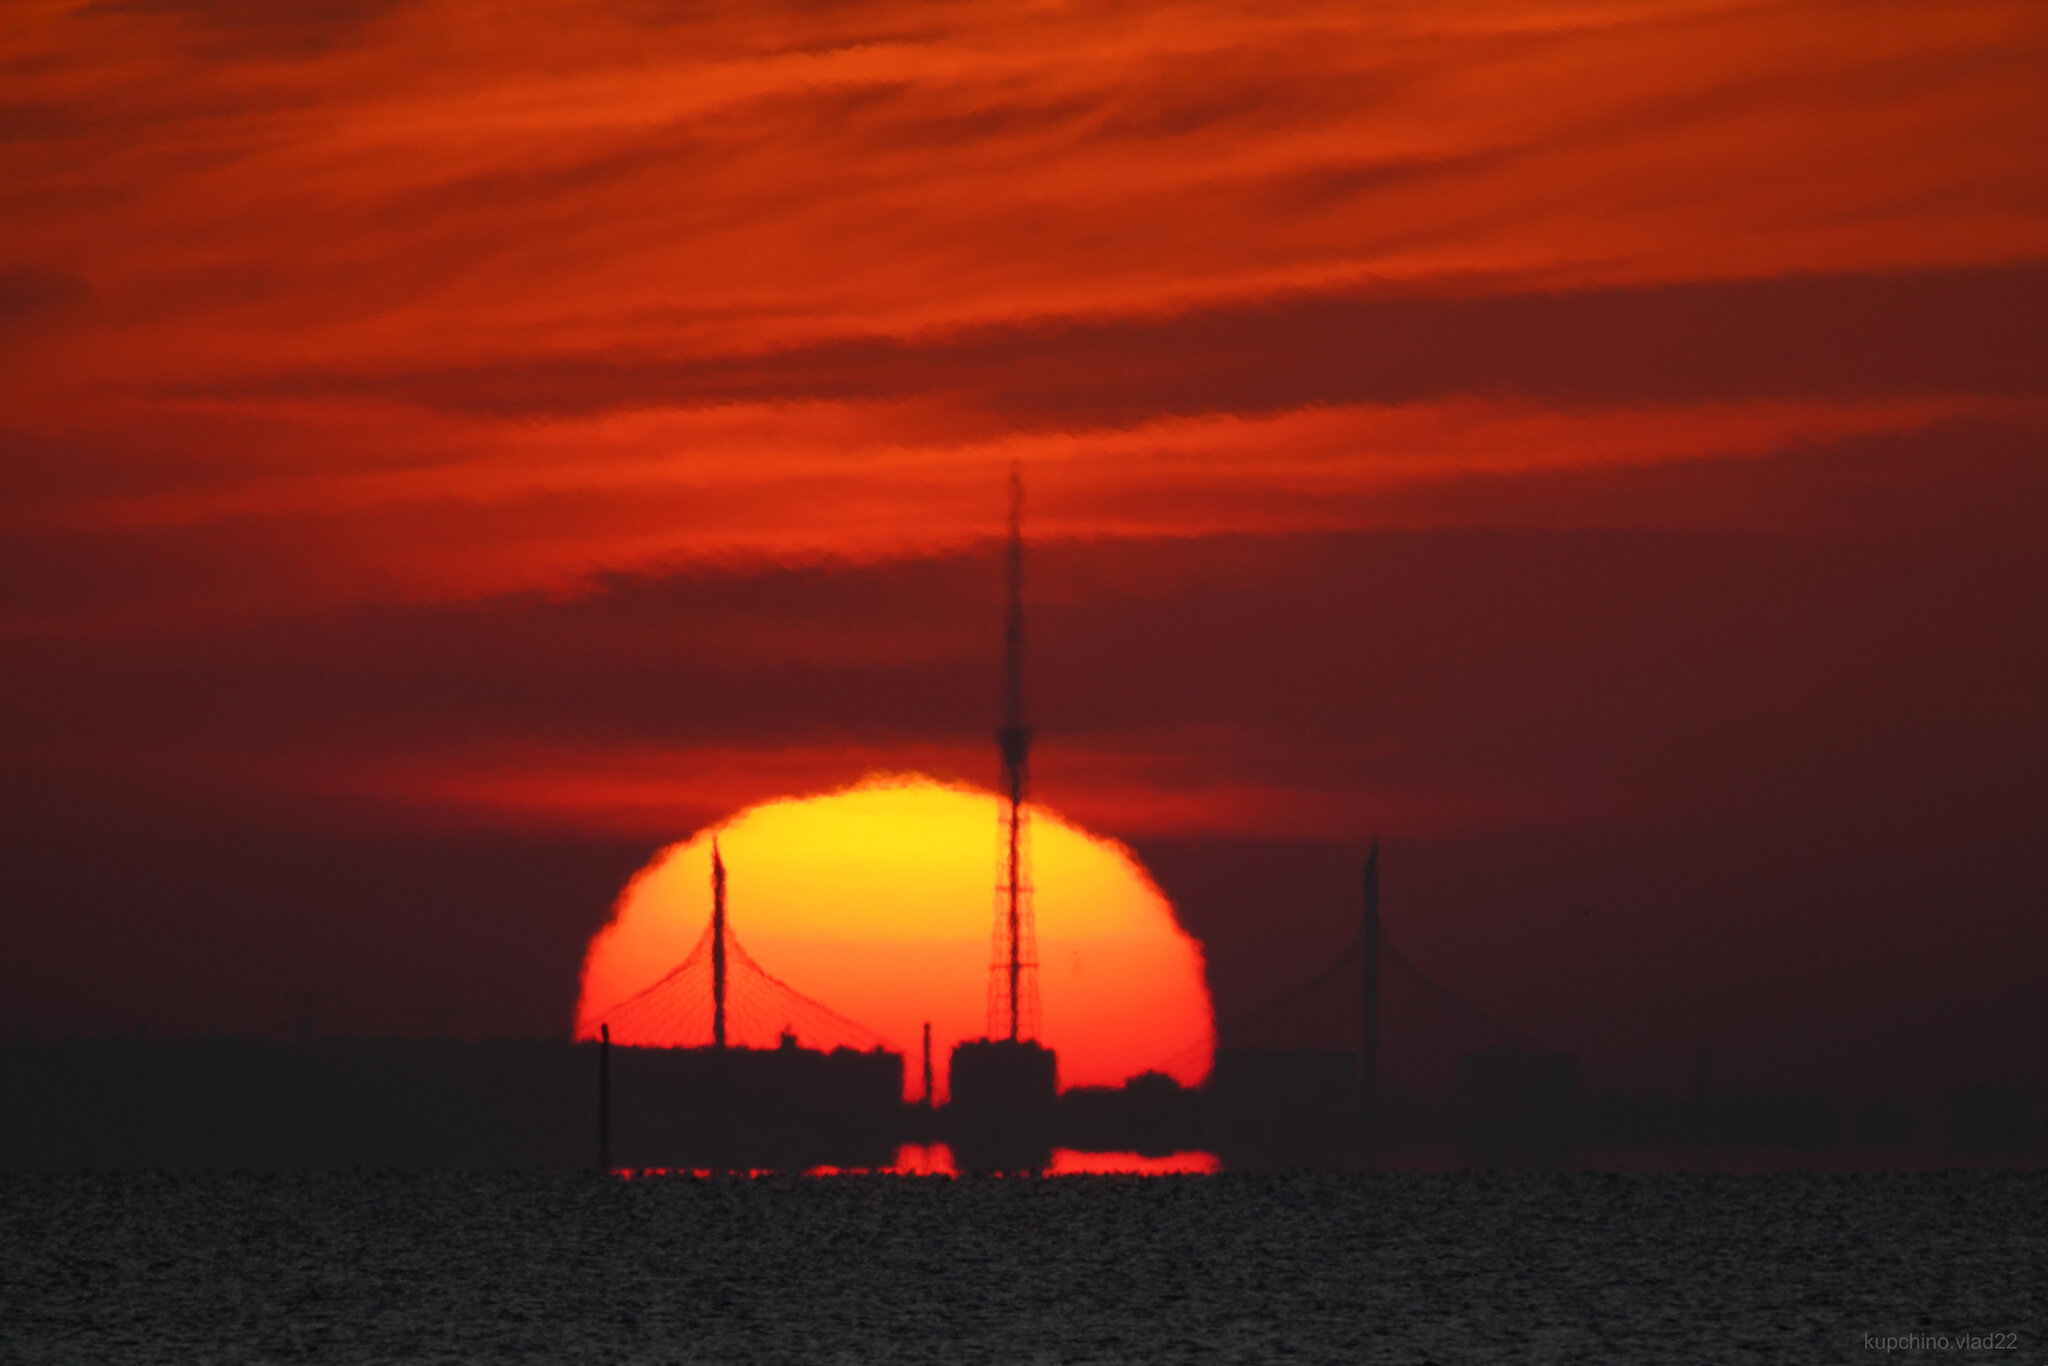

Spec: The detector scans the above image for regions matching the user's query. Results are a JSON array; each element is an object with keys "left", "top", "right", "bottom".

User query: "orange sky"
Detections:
[
  {"left": 6, "top": 0, "right": 2043, "bottom": 824},
  {"left": 7, "top": 0, "right": 2044, "bottom": 621},
  {"left": 2, "top": 0, "right": 2044, "bottom": 1094}
]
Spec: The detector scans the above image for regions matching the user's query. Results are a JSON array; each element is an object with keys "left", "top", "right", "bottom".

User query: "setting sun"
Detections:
[{"left": 575, "top": 778, "right": 1213, "bottom": 1099}]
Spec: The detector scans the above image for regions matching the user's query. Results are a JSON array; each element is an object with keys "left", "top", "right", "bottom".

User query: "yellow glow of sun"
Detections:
[{"left": 574, "top": 777, "right": 1213, "bottom": 1099}]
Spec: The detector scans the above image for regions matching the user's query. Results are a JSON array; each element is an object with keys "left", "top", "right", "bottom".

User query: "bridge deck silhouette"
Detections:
[{"left": 588, "top": 915, "right": 900, "bottom": 1057}]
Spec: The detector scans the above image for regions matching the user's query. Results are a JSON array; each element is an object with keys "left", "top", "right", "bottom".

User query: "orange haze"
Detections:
[{"left": 574, "top": 779, "right": 1213, "bottom": 1099}]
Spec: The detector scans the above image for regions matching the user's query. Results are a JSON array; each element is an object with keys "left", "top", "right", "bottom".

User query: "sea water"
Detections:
[{"left": 3, "top": 1171, "right": 2041, "bottom": 1363}]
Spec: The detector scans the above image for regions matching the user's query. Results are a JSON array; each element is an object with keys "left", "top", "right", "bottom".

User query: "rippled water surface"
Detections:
[{"left": 4, "top": 1172, "right": 2042, "bottom": 1363}]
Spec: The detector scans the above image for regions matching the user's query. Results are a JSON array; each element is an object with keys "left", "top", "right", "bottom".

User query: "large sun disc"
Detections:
[{"left": 574, "top": 777, "right": 1213, "bottom": 1099}]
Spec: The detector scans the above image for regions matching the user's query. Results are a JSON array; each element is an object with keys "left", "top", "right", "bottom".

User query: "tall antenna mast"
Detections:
[
  {"left": 990, "top": 461, "right": 1040, "bottom": 1041},
  {"left": 711, "top": 839, "right": 728, "bottom": 1050}
]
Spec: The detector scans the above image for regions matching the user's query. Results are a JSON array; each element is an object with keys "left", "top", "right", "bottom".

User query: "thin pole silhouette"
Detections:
[
  {"left": 1360, "top": 841, "right": 1380, "bottom": 1165},
  {"left": 598, "top": 1023, "right": 612, "bottom": 1173}
]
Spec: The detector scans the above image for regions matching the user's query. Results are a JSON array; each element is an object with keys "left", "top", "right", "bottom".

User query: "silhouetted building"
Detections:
[
  {"left": 1580, "top": 1091, "right": 1687, "bottom": 1148},
  {"left": 1059, "top": 1070, "right": 1202, "bottom": 1156},
  {"left": 948, "top": 1038, "right": 1056, "bottom": 1172},
  {"left": 613, "top": 1035, "right": 903, "bottom": 1170},
  {"left": 1947, "top": 1084, "right": 2033, "bottom": 1156},
  {"left": 1456, "top": 1045, "right": 1580, "bottom": 1170},
  {"left": 1208, "top": 1047, "right": 1356, "bottom": 1169},
  {"left": 1690, "top": 1090, "right": 1839, "bottom": 1152},
  {"left": 0, "top": 1035, "right": 596, "bottom": 1170},
  {"left": 1854, "top": 1099, "right": 1917, "bottom": 1150},
  {"left": 0, "top": 1034, "right": 903, "bottom": 1171}
]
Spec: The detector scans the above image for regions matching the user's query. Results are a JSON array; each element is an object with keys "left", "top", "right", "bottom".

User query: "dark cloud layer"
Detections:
[
  {"left": 0, "top": 265, "right": 90, "bottom": 336},
  {"left": 248, "top": 264, "right": 2048, "bottom": 420},
  {"left": 82, "top": 0, "right": 405, "bottom": 56}
]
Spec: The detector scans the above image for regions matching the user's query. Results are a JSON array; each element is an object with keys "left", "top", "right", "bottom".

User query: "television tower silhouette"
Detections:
[
  {"left": 947, "top": 467, "right": 1059, "bottom": 1172},
  {"left": 988, "top": 461, "right": 1040, "bottom": 1042}
]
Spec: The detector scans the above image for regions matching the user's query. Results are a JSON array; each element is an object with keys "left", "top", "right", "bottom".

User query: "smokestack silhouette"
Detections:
[
  {"left": 922, "top": 1022, "right": 934, "bottom": 1110},
  {"left": 989, "top": 461, "right": 1040, "bottom": 1042},
  {"left": 1360, "top": 841, "right": 1380, "bottom": 1164},
  {"left": 712, "top": 840, "right": 728, "bottom": 1051}
]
